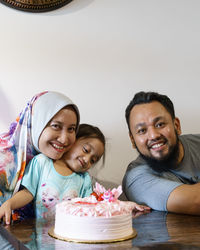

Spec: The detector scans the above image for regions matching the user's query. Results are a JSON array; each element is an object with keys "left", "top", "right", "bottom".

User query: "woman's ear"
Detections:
[
  {"left": 174, "top": 117, "right": 182, "bottom": 135},
  {"left": 129, "top": 132, "right": 136, "bottom": 149}
]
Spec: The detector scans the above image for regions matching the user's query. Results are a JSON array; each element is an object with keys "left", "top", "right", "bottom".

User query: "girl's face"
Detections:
[
  {"left": 38, "top": 107, "right": 77, "bottom": 160},
  {"left": 62, "top": 137, "right": 104, "bottom": 173}
]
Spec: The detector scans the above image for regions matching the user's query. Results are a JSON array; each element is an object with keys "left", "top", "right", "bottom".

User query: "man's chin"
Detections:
[
  {"left": 149, "top": 155, "right": 169, "bottom": 162},
  {"left": 136, "top": 132, "right": 180, "bottom": 173},
  {"left": 140, "top": 150, "right": 179, "bottom": 173}
]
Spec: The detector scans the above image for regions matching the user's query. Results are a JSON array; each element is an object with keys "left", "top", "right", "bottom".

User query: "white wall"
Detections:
[{"left": 0, "top": 0, "right": 200, "bottom": 187}]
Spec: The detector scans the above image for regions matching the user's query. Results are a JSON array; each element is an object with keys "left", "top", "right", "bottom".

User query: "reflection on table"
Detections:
[{"left": 2, "top": 210, "right": 200, "bottom": 249}]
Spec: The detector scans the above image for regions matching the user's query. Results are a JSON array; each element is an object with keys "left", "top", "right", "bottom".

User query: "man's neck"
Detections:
[{"left": 177, "top": 141, "right": 184, "bottom": 165}]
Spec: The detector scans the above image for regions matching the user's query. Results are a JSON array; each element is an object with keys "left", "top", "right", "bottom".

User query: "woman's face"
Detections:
[
  {"left": 38, "top": 107, "right": 77, "bottom": 160},
  {"left": 62, "top": 137, "right": 104, "bottom": 173}
]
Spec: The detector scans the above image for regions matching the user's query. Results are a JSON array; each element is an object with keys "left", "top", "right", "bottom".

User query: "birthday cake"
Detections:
[{"left": 51, "top": 183, "right": 137, "bottom": 243}]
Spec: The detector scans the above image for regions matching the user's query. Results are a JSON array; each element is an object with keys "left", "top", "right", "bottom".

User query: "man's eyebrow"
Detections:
[
  {"left": 135, "top": 122, "right": 145, "bottom": 130},
  {"left": 153, "top": 116, "right": 164, "bottom": 123},
  {"left": 134, "top": 116, "right": 164, "bottom": 130}
]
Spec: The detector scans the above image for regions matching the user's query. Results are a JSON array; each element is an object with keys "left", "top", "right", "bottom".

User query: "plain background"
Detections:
[{"left": 0, "top": 0, "right": 200, "bottom": 188}]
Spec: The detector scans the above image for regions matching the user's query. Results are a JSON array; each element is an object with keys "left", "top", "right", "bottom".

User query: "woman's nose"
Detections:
[{"left": 58, "top": 131, "right": 75, "bottom": 145}]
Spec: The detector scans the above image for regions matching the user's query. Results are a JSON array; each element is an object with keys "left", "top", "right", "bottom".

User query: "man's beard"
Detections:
[{"left": 135, "top": 133, "right": 180, "bottom": 173}]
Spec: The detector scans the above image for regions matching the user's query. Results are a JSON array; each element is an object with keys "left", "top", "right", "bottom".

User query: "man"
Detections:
[{"left": 122, "top": 91, "right": 200, "bottom": 215}]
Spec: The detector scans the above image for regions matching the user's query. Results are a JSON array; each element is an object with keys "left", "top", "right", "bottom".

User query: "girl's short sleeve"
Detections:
[
  {"left": 80, "top": 172, "right": 93, "bottom": 198},
  {"left": 21, "top": 156, "right": 42, "bottom": 197}
]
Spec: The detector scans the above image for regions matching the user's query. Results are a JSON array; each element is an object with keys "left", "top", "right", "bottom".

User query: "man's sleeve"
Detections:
[{"left": 122, "top": 164, "right": 183, "bottom": 211}]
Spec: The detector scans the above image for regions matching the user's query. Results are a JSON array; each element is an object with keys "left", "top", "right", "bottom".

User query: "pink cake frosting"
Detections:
[
  {"left": 58, "top": 196, "right": 136, "bottom": 217},
  {"left": 57, "top": 182, "right": 135, "bottom": 217}
]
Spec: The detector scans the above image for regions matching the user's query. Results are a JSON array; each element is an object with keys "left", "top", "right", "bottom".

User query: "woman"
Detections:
[{"left": 0, "top": 91, "right": 80, "bottom": 206}]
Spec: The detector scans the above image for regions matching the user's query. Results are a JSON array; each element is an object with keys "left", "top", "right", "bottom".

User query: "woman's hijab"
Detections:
[{"left": 0, "top": 91, "right": 79, "bottom": 203}]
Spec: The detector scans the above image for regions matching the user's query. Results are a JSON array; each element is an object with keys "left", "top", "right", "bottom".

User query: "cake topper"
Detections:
[{"left": 92, "top": 182, "right": 122, "bottom": 202}]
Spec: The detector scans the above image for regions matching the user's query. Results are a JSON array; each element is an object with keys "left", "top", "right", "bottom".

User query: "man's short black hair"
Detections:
[{"left": 125, "top": 91, "right": 175, "bottom": 132}]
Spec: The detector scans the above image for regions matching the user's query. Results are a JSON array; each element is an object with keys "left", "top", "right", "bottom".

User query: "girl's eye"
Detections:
[
  {"left": 83, "top": 146, "right": 88, "bottom": 153},
  {"left": 83, "top": 145, "right": 91, "bottom": 153},
  {"left": 90, "top": 158, "right": 97, "bottom": 165}
]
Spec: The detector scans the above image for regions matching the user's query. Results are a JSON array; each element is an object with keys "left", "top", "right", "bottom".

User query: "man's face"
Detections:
[{"left": 129, "top": 101, "right": 181, "bottom": 162}]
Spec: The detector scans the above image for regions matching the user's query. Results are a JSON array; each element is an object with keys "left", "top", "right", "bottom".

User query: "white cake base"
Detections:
[
  {"left": 50, "top": 212, "right": 137, "bottom": 243},
  {"left": 48, "top": 226, "right": 137, "bottom": 243}
]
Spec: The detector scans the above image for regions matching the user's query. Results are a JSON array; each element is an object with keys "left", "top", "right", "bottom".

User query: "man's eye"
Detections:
[
  {"left": 137, "top": 128, "right": 146, "bottom": 134},
  {"left": 156, "top": 122, "right": 165, "bottom": 128}
]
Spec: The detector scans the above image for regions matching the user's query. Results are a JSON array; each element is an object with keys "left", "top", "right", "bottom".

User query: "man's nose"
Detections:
[{"left": 147, "top": 127, "right": 160, "bottom": 140}]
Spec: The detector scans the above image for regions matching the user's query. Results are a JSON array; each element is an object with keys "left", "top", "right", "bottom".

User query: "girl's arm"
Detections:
[{"left": 0, "top": 188, "right": 33, "bottom": 224}]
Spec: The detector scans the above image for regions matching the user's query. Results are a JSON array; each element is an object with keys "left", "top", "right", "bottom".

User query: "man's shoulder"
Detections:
[
  {"left": 180, "top": 134, "right": 200, "bottom": 142},
  {"left": 180, "top": 134, "right": 200, "bottom": 149},
  {"left": 126, "top": 155, "right": 152, "bottom": 173}
]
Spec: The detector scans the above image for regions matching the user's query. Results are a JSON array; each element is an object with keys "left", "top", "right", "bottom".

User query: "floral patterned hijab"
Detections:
[{"left": 0, "top": 91, "right": 79, "bottom": 204}]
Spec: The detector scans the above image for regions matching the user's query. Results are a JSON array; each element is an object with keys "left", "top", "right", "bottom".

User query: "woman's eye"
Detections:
[
  {"left": 51, "top": 124, "right": 60, "bottom": 130},
  {"left": 68, "top": 127, "right": 76, "bottom": 133}
]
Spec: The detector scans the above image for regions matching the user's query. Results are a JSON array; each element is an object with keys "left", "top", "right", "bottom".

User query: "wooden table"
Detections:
[{"left": 2, "top": 210, "right": 200, "bottom": 249}]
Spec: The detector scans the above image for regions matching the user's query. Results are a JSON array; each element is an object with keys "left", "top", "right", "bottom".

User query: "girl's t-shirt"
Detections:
[{"left": 21, "top": 153, "right": 92, "bottom": 220}]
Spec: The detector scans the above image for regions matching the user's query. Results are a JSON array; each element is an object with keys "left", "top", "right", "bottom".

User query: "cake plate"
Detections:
[{"left": 48, "top": 226, "right": 137, "bottom": 244}]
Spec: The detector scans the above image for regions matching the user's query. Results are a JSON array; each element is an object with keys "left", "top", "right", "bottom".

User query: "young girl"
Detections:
[
  {"left": 0, "top": 123, "right": 105, "bottom": 223},
  {"left": 0, "top": 91, "right": 80, "bottom": 206}
]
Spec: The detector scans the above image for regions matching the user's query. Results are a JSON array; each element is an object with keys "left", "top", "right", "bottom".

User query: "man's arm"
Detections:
[
  {"left": 123, "top": 164, "right": 183, "bottom": 211},
  {"left": 167, "top": 183, "right": 200, "bottom": 215}
]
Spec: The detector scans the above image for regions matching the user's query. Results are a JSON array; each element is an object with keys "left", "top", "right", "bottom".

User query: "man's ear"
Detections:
[
  {"left": 174, "top": 117, "right": 182, "bottom": 135},
  {"left": 129, "top": 132, "right": 136, "bottom": 149}
]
